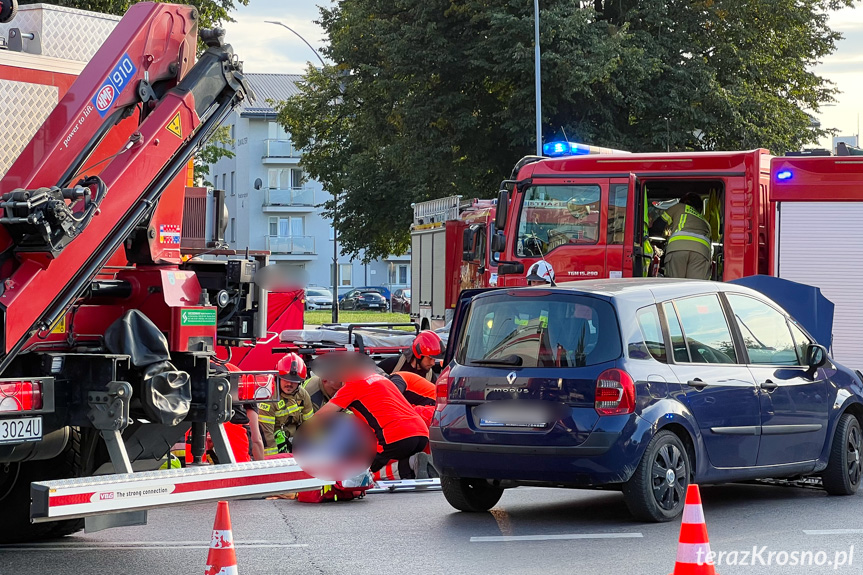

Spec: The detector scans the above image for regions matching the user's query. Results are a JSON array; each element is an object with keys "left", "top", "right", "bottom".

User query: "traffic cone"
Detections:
[
  {"left": 205, "top": 501, "right": 238, "bottom": 575},
  {"left": 669, "top": 484, "right": 718, "bottom": 575}
]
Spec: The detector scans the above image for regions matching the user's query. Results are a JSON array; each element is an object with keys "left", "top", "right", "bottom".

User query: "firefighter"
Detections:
[
  {"left": 314, "top": 356, "right": 430, "bottom": 479},
  {"left": 258, "top": 353, "right": 314, "bottom": 456},
  {"left": 661, "top": 193, "right": 712, "bottom": 280},
  {"left": 377, "top": 330, "right": 443, "bottom": 382}
]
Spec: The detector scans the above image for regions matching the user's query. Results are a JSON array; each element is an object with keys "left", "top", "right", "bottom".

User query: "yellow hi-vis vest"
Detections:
[{"left": 663, "top": 204, "right": 711, "bottom": 259}]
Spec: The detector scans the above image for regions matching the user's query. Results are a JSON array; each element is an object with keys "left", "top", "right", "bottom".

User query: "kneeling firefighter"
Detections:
[{"left": 258, "top": 353, "right": 314, "bottom": 456}]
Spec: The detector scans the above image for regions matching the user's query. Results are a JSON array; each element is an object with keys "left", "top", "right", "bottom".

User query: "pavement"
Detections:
[{"left": 2, "top": 483, "right": 863, "bottom": 574}]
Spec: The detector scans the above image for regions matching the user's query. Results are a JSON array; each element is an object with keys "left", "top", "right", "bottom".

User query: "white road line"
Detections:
[
  {"left": 0, "top": 543, "right": 308, "bottom": 551},
  {"left": 470, "top": 533, "right": 643, "bottom": 543},
  {"left": 804, "top": 530, "right": 863, "bottom": 535}
]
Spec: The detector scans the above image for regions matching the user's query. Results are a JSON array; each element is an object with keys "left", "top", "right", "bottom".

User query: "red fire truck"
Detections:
[
  {"left": 490, "top": 147, "right": 863, "bottom": 368},
  {"left": 409, "top": 196, "right": 498, "bottom": 330}
]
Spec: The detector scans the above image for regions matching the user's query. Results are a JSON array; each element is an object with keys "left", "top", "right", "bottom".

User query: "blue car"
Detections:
[{"left": 430, "top": 278, "right": 863, "bottom": 521}]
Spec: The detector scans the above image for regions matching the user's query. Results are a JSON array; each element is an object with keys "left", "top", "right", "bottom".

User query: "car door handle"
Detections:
[
  {"left": 687, "top": 379, "right": 708, "bottom": 389},
  {"left": 760, "top": 379, "right": 778, "bottom": 391}
]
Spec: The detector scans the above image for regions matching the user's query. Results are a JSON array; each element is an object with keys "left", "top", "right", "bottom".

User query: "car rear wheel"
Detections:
[
  {"left": 623, "top": 430, "right": 690, "bottom": 522},
  {"left": 823, "top": 412, "right": 862, "bottom": 495},
  {"left": 440, "top": 475, "right": 503, "bottom": 512}
]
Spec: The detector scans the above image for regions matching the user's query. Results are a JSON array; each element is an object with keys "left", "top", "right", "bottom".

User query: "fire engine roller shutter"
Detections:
[
  {"left": 777, "top": 202, "right": 863, "bottom": 370},
  {"left": 432, "top": 230, "right": 447, "bottom": 320},
  {"left": 411, "top": 232, "right": 421, "bottom": 316}
]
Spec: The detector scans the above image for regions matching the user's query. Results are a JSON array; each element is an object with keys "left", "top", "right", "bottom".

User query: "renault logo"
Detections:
[{"left": 506, "top": 371, "right": 517, "bottom": 385}]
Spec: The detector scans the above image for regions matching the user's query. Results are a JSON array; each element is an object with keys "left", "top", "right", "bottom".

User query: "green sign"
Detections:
[{"left": 181, "top": 309, "right": 217, "bottom": 326}]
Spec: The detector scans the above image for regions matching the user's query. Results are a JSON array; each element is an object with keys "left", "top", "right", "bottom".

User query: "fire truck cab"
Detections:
[{"left": 494, "top": 149, "right": 773, "bottom": 285}]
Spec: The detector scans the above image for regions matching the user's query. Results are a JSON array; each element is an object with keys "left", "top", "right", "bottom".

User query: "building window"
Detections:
[
  {"left": 230, "top": 171, "right": 235, "bottom": 197},
  {"left": 268, "top": 168, "right": 305, "bottom": 190},
  {"left": 222, "top": 173, "right": 227, "bottom": 192},
  {"left": 230, "top": 218, "right": 236, "bottom": 243},
  {"left": 267, "top": 121, "right": 290, "bottom": 140},
  {"left": 331, "top": 263, "right": 352, "bottom": 287},
  {"left": 290, "top": 169, "right": 304, "bottom": 189},
  {"left": 389, "top": 264, "right": 408, "bottom": 285},
  {"left": 268, "top": 216, "right": 304, "bottom": 237}
]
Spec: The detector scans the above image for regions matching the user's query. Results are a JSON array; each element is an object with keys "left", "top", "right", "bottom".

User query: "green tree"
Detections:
[
  {"left": 277, "top": 0, "right": 851, "bottom": 261},
  {"left": 19, "top": 0, "right": 249, "bottom": 32},
  {"left": 194, "top": 125, "right": 234, "bottom": 187}
]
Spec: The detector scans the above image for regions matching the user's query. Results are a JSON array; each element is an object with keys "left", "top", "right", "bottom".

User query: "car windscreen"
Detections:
[
  {"left": 403, "top": 290, "right": 411, "bottom": 298},
  {"left": 307, "top": 289, "right": 331, "bottom": 297},
  {"left": 455, "top": 292, "right": 621, "bottom": 368}
]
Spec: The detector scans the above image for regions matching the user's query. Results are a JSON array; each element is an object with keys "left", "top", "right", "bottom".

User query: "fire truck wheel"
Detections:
[{"left": 0, "top": 427, "right": 88, "bottom": 543}]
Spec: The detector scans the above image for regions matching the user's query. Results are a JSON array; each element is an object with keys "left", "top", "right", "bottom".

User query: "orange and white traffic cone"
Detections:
[
  {"left": 669, "top": 484, "right": 718, "bottom": 575},
  {"left": 205, "top": 501, "right": 238, "bottom": 575}
]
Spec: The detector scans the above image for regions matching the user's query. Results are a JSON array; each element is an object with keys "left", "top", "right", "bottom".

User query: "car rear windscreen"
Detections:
[{"left": 455, "top": 293, "right": 621, "bottom": 368}]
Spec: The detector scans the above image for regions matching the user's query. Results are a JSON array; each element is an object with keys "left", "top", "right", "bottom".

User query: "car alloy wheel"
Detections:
[
  {"left": 845, "top": 423, "right": 862, "bottom": 485},
  {"left": 824, "top": 413, "right": 863, "bottom": 495},
  {"left": 651, "top": 443, "right": 686, "bottom": 511},
  {"left": 623, "top": 429, "right": 691, "bottom": 522}
]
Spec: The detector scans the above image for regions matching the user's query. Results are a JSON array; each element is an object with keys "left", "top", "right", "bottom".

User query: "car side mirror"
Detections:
[
  {"left": 806, "top": 344, "right": 829, "bottom": 370},
  {"left": 490, "top": 232, "right": 506, "bottom": 254},
  {"left": 495, "top": 189, "right": 509, "bottom": 230},
  {"left": 462, "top": 227, "right": 476, "bottom": 261}
]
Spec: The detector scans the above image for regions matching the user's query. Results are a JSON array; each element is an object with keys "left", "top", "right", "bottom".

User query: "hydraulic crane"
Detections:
[{"left": 0, "top": 0, "right": 327, "bottom": 542}]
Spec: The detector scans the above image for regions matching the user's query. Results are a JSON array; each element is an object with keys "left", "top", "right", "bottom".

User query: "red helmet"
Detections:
[
  {"left": 412, "top": 330, "right": 444, "bottom": 359},
  {"left": 276, "top": 353, "right": 307, "bottom": 383}
]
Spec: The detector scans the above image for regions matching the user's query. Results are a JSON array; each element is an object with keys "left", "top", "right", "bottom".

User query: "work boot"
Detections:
[{"left": 413, "top": 452, "right": 439, "bottom": 479}]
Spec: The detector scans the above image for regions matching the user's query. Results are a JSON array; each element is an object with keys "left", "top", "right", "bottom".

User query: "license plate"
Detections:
[
  {"left": 479, "top": 418, "right": 545, "bottom": 429},
  {"left": 369, "top": 304, "right": 379, "bottom": 308},
  {"left": 0, "top": 416, "right": 42, "bottom": 444}
]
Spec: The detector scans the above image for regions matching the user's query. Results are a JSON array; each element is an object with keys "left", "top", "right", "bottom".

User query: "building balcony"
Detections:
[
  {"left": 266, "top": 235, "right": 316, "bottom": 256},
  {"left": 263, "top": 139, "right": 302, "bottom": 164},
  {"left": 263, "top": 188, "right": 315, "bottom": 212}
]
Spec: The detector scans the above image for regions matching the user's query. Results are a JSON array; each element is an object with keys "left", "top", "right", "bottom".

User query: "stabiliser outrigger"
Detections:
[{"left": 0, "top": 1, "right": 328, "bottom": 543}]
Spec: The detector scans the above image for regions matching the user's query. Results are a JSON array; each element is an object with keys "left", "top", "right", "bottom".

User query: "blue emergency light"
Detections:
[
  {"left": 542, "top": 141, "right": 593, "bottom": 157},
  {"left": 776, "top": 170, "right": 793, "bottom": 180}
]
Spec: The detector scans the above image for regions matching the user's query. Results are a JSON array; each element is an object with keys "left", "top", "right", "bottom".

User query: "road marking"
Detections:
[
  {"left": 804, "top": 530, "right": 863, "bottom": 535},
  {"left": 0, "top": 542, "right": 308, "bottom": 551},
  {"left": 470, "top": 532, "right": 643, "bottom": 542}
]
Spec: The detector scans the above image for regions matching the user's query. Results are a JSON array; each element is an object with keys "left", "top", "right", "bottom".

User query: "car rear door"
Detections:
[
  {"left": 724, "top": 293, "right": 829, "bottom": 465},
  {"left": 663, "top": 294, "right": 762, "bottom": 468}
]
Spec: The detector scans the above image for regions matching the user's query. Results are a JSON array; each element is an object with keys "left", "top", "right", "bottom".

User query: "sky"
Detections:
[{"left": 223, "top": 0, "right": 863, "bottom": 150}]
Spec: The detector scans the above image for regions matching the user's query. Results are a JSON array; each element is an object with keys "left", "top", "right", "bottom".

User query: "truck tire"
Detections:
[
  {"left": 0, "top": 427, "right": 87, "bottom": 543},
  {"left": 622, "top": 430, "right": 690, "bottom": 522},
  {"left": 440, "top": 475, "right": 503, "bottom": 512},
  {"left": 823, "top": 413, "right": 862, "bottom": 495}
]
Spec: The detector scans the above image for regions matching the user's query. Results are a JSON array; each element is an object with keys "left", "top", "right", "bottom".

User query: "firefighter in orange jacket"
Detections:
[{"left": 258, "top": 353, "right": 314, "bottom": 456}]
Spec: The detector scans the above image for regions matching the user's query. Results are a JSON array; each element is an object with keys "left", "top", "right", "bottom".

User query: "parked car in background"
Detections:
[
  {"left": 431, "top": 278, "right": 863, "bottom": 522},
  {"left": 304, "top": 286, "right": 334, "bottom": 311},
  {"left": 338, "top": 285, "right": 391, "bottom": 302},
  {"left": 340, "top": 289, "right": 390, "bottom": 311},
  {"left": 391, "top": 288, "right": 411, "bottom": 314}
]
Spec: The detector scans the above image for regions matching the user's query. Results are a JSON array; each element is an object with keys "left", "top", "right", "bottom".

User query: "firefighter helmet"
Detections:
[
  {"left": 412, "top": 330, "right": 444, "bottom": 360},
  {"left": 277, "top": 353, "right": 307, "bottom": 383}
]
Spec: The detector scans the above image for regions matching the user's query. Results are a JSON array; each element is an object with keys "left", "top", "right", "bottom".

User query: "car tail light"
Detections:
[
  {"left": 0, "top": 381, "right": 42, "bottom": 412},
  {"left": 237, "top": 375, "right": 276, "bottom": 402},
  {"left": 435, "top": 366, "right": 451, "bottom": 410},
  {"left": 594, "top": 369, "right": 635, "bottom": 416}
]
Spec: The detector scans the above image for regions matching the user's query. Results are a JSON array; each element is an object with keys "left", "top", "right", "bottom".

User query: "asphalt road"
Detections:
[{"left": 2, "top": 482, "right": 863, "bottom": 575}]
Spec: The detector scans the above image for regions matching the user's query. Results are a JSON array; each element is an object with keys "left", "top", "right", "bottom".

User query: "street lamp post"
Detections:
[
  {"left": 266, "top": 20, "right": 340, "bottom": 322},
  {"left": 534, "top": 0, "right": 542, "bottom": 156}
]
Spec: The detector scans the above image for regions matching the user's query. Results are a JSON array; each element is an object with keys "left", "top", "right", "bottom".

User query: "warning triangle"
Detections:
[{"left": 166, "top": 113, "right": 182, "bottom": 138}]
